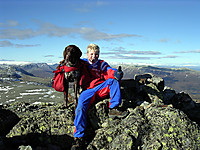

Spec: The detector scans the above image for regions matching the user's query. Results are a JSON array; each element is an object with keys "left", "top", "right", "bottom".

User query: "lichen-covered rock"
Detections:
[
  {"left": 131, "top": 74, "right": 200, "bottom": 123},
  {"left": 2, "top": 102, "right": 75, "bottom": 149},
  {"left": 162, "top": 86, "right": 176, "bottom": 104},
  {"left": 6, "top": 103, "right": 75, "bottom": 137},
  {"left": 131, "top": 73, "right": 166, "bottom": 105},
  {"left": 143, "top": 105, "right": 200, "bottom": 149},
  {"left": 170, "top": 92, "right": 195, "bottom": 111},
  {"left": 0, "top": 73, "right": 200, "bottom": 150},
  {"left": 134, "top": 73, "right": 164, "bottom": 91},
  {"left": 87, "top": 105, "right": 200, "bottom": 150},
  {"left": 142, "top": 83, "right": 164, "bottom": 105},
  {"left": 87, "top": 99, "right": 110, "bottom": 130}
]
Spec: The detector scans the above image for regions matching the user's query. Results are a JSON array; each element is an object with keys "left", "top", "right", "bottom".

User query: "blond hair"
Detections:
[{"left": 87, "top": 43, "right": 100, "bottom": 53}]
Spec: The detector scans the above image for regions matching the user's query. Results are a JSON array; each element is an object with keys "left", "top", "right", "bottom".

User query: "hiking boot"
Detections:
[
  {"left": 108, "top": 107, "right": 128, "bottom": 118},
  {"left": 71, "top": 137, "right": 85, "bottom": 150}
]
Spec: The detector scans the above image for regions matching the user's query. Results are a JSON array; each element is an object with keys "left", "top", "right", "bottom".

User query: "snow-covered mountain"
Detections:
[{"left": 0, "top": 62, "right": 58, "bottom": 79}]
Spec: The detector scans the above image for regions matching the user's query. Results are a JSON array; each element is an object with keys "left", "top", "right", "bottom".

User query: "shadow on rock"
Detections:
[
  {"left": 2, "top": 133, "right": 73, "bottom": 150},
  {"left": 0, "top": 109, "right": 20, "bottom": 136}
]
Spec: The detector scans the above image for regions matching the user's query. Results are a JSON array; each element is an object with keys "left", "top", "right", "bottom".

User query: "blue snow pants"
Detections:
[{"left": 73, "top": 78, "right": 122, "bottom": 138}]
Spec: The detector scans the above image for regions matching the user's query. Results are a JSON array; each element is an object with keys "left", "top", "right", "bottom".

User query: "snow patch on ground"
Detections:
[
  {"left": 0, "top": 86, "right": 14, "bottom": 91},
  {"left": 25, "top": 89, "right": 47, "bottom": 92}
]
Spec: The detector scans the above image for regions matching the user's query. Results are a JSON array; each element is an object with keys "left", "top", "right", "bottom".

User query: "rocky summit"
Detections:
[{"left": 0, "top": 73, "right": 200, "bottom": 150}]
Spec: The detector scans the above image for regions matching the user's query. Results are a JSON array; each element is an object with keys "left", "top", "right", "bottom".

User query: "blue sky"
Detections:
[{"left": 0, "top": 0, "right": 200, "bottom": 66}]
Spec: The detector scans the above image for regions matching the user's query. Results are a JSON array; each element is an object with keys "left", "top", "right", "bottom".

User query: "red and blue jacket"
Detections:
[
  {"left": 80, "top": 58, "right": 117, "bottom": 90},
  {"left": 52, "top": 58, "right": 117, "bottom": 92}
]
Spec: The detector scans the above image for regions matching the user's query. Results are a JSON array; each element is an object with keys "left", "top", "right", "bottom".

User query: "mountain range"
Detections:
[{"left": 0, "top": 62, "right": 200, "bottom": 102}]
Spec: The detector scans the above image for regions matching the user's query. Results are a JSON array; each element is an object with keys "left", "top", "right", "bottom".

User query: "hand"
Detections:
[{"left": 114, "top": 66, "right": 123, "bottom": 81}]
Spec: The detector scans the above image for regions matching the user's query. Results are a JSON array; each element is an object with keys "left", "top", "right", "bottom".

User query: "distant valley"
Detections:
[
  {"left": 0, "top": 63, "right": 200, "bottom": 104},
  {"left": 116, "top": 64, "right": 200, "bottom": 102}
]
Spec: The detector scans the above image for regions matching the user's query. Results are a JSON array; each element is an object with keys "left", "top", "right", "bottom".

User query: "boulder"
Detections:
[
  {"left": 87, "top": 105, "right": 200, "bottom": 149},
  {"left": 0, "top": 73, "right": 200, "bottom": 149},
  {"left": 0, "top": 109, "right": 20, "bottom": 136},
  {"left": 1, "top": 102, "right": 75, "bottom": 149}
]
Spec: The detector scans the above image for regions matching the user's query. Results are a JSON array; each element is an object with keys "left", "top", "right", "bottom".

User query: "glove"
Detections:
[{"left": 114, "top": 66, "right": 123, "bottom": 81}]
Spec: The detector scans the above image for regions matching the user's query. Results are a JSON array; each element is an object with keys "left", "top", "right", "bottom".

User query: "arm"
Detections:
[
  {"left": 100, "top": 61, "right": 123, "bottom": 81},
  {"left": 100, "top": 61, "right": 117, "bottom": 80}
]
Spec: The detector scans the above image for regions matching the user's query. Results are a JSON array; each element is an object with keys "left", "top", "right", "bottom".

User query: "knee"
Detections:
[
  {"left": 76, "top": 90, "right": 92, "bottom": 108},
  {"left": 75, "top": 105, "right": 83, "bottom": 114},
  {"left": 108, "top": 78, "right": 119, "bottom": 85},
  {"left": 75, "top": 103, "right": 88, "bottom": 115},
  {"left": 107, "top": 78, "right": 115, "bottom": 84},
  {"left": 78, "top": 91, "right": 88, "bottom": 103}
]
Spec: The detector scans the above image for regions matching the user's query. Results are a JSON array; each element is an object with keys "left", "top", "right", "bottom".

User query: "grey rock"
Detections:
[{"left": 0, "top": 73, "right": 200, "bottom": 150}]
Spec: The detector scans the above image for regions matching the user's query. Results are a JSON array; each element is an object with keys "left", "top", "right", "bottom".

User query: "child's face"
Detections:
[{"left": 87, "top": 50, "right": 99, "bottom": 63}]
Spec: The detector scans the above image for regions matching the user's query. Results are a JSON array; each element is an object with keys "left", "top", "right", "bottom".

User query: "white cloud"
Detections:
[
  {"left": 175, "top": 49, "right": 200, "bottom": 53},
  {"left": 101, "top": 48, "right": 161, "bottom": 55},
  {"left": 74, "top": 1, "right": 109, "bottom": 12},
  {"left": 0, "top": 28, "right": 38, "bottom": 40},
  {"left": 159, "top": 38, "right": 171, "bottom": 43},
  {"left": 0, "top": 60, "right": 32, "bottom": 65},
  {"left": 0, "top": 21, "right": 141, "bottom": 41},
  {"left": 0, "top": 40, "right": 40, "bottom": 48},
  {"left": 0, "top": 20, "right": 19, "bottom": 27}
]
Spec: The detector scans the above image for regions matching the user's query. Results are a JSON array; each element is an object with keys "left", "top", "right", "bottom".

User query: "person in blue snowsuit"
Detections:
[{"left": 71, "top": 43, "right": 126, "bottom": 150}]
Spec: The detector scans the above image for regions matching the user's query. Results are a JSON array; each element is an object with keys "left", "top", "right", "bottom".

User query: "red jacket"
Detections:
[
  {"left": 80, "top": 59, "right": 116, "bottom": 90},
  {"left": 52, "top": 59, "right": 116, "bottom": 92},
  {"left": 52, "top": 59, "right": 90, "bottom": 92}
]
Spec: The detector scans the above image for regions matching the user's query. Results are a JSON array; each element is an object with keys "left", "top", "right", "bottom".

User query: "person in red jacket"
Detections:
[{"left": 71, "top": 43, "right": 127, "bottom": 150}]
